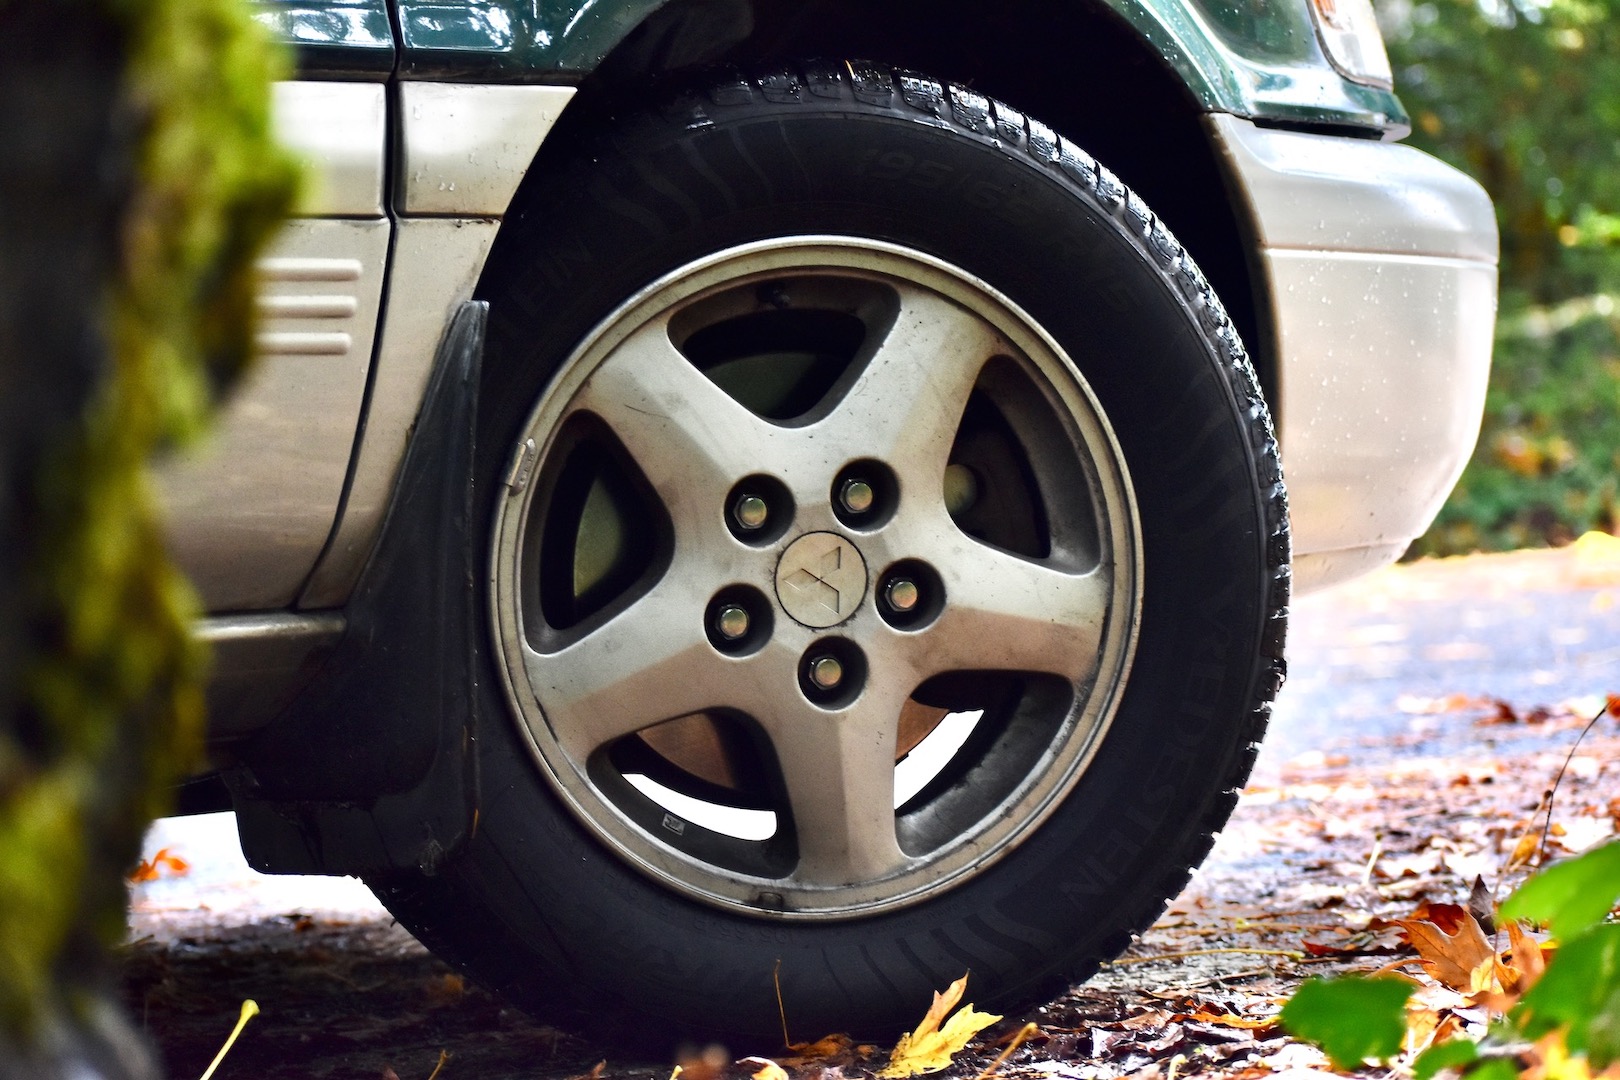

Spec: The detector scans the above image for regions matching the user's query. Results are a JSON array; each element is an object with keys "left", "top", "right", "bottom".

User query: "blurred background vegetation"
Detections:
[{"left": 1387, "top": 0, "right": 1620, "bottom": 554}]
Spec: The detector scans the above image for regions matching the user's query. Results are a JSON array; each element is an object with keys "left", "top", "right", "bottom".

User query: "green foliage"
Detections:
[
  {"left": 1464, "top": 1058, "right": 1522, "bottom": 1080},
  {"left": 1415, "top": 1036, "right": 1481, "bottom": 1079},
  {"left": 1591, "top": 987, "right": 1620, "bottom": 1072},
  {"left": 1406, "top": 296, "right": 1620, "bottom": 557},
  {"left": 1413, "top": 297, "right": 1620, "bottom": 554},
  {"left": 1501, "top": 840, "right": 1620, "bottom": 940},
  {"left": 0, "top": 0, "right": 294, "bottom": 1041},
  {"left": 1385, "top": 0, "right": 1620, "bottom": 303},
  {"left": 1279, "top": 975, "right": 1413, "bottom": 1069},
  {"left": 1512, "top": 925, "right": 1620, "bottom": 1066}
]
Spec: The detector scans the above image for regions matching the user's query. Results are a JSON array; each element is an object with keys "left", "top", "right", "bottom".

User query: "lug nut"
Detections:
[
  {"left": 715, "top": 605, "right": 750, "bottom": 641},
  {"left": 807, "top": 654, "right": 844, "bottom": 690},
  {"left": 733, "top": 494, "right": 768, "bottom": 530},
  {"left": 884, "top": 578, "right": 920, "bottom": 612},
  {"left": 839, "top": 478, "right": 875, "bottom": 515}
]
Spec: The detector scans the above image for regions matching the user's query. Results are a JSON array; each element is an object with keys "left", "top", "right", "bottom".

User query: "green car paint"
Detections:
[
  {"left": 252, "top": 0, "right": 1407, "bottom": 131},
  {"left": 251, "top": 0, "right": 395, "bottom": 77}
]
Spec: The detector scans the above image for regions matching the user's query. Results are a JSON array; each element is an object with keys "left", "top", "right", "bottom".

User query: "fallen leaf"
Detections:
[
  {"left": 1406, "top": 902, "right": 1473, "bottom": 936},
  {"left": 1553, "top": 817, "right": 1615, "bottom": 855},
  {"left": 1512, "top": 923, "right": 1620, "bottom": 1060},
  {"left": 877, "top": 975, "right": 1002, "bottom": 1078},
  {"left": 1468, "top": 876, "right": 1498, "bottom": 936},
  {"left": 779, "top": 1033, "right": 875, "bottom": 1067},
  {"left": 1170, "top": 1006, "right": 1280, "bottom": 1032},
  {"left": 1398, "top": 913, "right": 1498, "bottom": 995},
  {"left": 128, "top": 846, "right": 190, "bottom": 883},
  {"left": 424, "top": 973, "right": 465, "bottom": 1004},
  {"left": 1503, "top": 920, "right": 1549, "bottom": 994},
  {"left": 1507, "top": 829, "right": 1542, "bottom": 871},
  {"left": 1119, "top": 1008, "right": 1175, "bottom": 1031},
  {"left": 741, "top": 1057, "right": 789, "bottom": 1080},
  {"left": 1521, "top": 1028, "right": 1611, "bottom": 1080}
]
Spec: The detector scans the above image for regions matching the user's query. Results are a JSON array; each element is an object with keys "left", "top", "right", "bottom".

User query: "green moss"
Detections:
[{"left": 0, "top": 0, "right": 295, "bottom": 1040}]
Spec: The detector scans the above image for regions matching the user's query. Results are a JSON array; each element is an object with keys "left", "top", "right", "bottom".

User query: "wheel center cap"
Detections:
[{"left": 775, "top": 532, "right": 868, "bottom": 628}]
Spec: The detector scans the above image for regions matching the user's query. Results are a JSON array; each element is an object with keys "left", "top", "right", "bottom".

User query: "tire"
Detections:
[{"left": 371, "top": 61, "right": 1289, "bottom": 1049}]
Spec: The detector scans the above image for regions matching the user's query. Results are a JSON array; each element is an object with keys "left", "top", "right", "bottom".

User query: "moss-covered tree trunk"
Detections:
[{"left": 0, "top": 1, "right": 293, "bottom": 1076}]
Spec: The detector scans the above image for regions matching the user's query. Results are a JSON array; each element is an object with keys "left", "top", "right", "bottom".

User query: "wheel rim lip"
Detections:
[{"left": 490, "top": 236, "right": 1144, "bottom": 919}]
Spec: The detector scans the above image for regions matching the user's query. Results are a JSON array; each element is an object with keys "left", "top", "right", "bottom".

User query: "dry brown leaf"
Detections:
[
  {"left": 1467, "top": 875, "right": 1497, "bottom": 935},
  {"left": 779, "top": 1032, "right": 876, "bottom": 1067},
  {"left": 1507, "top": 920, "right": 1547, "bottom": 989},
  {"left": 1119, "top": 1008, "right": 1175, "bottom": 1031},
  {"left": 1169, "top": 1005, "right": 1279, "bottom": 1031},
  {"left": 1406, "top": 902, "right": 1471, "bottom": 935},
  {"left": 877, "top": 974, "right": 1002, "bottom": 1078},
  {"left": 1476, "top": 918, "right": 1552, "bottom": 1014},
  {"left": 1397, "top": 913, "right": 1497, "bottom": 994},
  {"left": 424, "top": 973, "right": 466, "bottom": 1004},
  {"left": 1507, "top": 828, "right": 1541, "bottom": 871}
]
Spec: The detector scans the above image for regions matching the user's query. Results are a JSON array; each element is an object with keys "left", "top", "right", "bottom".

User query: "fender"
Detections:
[{"left": 388, "top": 0, "right": 1404, "bottom": 130}]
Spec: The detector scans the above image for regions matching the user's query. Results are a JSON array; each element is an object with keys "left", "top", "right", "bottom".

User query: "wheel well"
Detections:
[{"left": 499, "top": 0, "right": 1278, "bottom": 409}]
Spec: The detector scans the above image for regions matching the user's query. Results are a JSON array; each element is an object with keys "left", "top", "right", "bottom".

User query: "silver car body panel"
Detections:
[
  {"left": 160, "top": 82, "right": 575, "bottom": 614},
  {"left": 398, "top": 83, "right": 576, "bottom": 216},
  {"left": 297, "top": 217, "right": 502, "bottom": 607},
  {"left": 272, "top": 81, "right": 388, "bottom": 217},
  {"left": 296, "top": 84, "right": 576, "bottom": 604},
  {"left": 158, "top": 82, "right": 391, "bottom": 609},
  {"left": 158, "top": 217, "right": 391, "bottom": 609},
  {"left": 1208, "top": 114, "right": 1498, "bottom": 594}
]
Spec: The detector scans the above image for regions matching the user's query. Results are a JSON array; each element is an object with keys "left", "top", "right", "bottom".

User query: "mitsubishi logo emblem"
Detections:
[
  {"left": 775, "top": 532, "right": 868, "bottom": 628},
  {"left": 785, "top": 545, "right": 846, "bottom": 614}
]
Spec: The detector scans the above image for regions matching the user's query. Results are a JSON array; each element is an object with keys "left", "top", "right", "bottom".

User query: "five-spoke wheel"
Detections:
[{"left": 492, "top": 239, "right": 1140, "bottom": 916}]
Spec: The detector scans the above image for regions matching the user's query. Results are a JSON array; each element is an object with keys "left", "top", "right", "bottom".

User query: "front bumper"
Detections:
[{"left": 1208, "top": 114, "right": 1499, "bottom": 595}]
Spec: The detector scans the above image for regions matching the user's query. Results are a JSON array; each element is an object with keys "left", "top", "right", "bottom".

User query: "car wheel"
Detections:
[{"left": 371, "top": 61, "right": 1288, "bottom": 1047}]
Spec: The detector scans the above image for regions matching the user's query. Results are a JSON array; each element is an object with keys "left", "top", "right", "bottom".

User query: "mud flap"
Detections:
[{"left": 229, "top": 300, "right": 486, "bottom": 877}]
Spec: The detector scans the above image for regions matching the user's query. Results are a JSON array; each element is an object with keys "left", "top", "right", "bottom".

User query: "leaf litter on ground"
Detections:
[{"left": 1279, "top": 700, "right": 1620, "bottom": 1080}]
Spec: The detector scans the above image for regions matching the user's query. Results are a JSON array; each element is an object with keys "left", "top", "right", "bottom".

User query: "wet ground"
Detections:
[{"left": 122, "top": 540, "right": 1620, "bottom": 1080}]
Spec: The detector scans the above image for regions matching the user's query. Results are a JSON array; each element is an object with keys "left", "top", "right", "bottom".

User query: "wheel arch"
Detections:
[{"left": 477, "top": 0, "right": 1279, "bottom": 410}]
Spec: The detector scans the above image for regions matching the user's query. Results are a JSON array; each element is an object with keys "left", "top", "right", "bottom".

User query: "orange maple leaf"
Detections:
[{"left": 1397, "top": 912, "right": 1496, "bottom": 995}]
